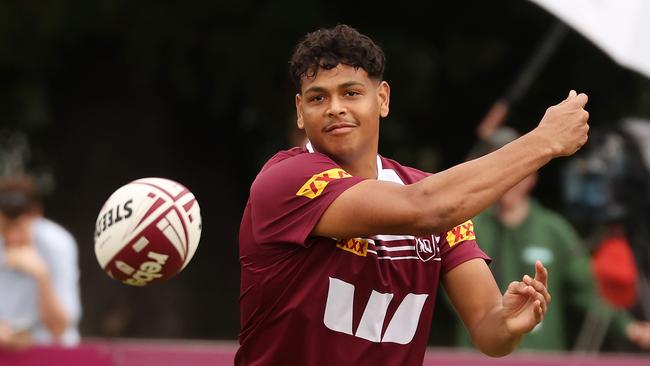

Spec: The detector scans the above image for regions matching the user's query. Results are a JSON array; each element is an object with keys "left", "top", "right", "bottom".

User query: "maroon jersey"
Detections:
[{"left": 237, "top": 145, "right": 490, "bottom": 366}]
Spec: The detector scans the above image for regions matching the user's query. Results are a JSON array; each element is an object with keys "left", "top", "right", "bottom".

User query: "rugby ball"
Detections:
[{"left": 94, "top": 177, "right": 201, "bottom": 286}]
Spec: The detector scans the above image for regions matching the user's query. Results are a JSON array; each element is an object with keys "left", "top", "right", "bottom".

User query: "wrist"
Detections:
[
  {"left": 498, "top": 304, "right": 519, "bottom": 339},
  {"left": 521, "top": 130, "right": 557, "bottom": 161},
  {"left": 473, "top": 303, "right": 523, "bottom": 357},
  {"left": 489, "top": 302, "right": 523, "bottom": 341}
]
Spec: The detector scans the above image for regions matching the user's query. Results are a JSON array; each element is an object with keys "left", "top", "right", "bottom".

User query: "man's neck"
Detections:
[
  {"left": 339, "top": 154, "right": 378, "bottom": 179},
  {"left": 306, "top": 142, "right": 379, "bottom": 179},
  {"left": 497, "top": 198, "right": 531, "bottom": 228}
]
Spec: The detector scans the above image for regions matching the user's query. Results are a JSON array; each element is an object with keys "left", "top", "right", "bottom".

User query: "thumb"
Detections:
[{"left": 568, "top": 90, "right": 577, "bottom": 98}]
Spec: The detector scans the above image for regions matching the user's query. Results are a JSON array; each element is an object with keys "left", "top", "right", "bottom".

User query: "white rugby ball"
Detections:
[{"left": 94, "top": 177, "right": 202, "bottom": 286}]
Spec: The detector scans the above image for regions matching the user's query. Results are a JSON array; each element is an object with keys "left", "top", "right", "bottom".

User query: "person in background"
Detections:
[
  {"left": 453, "top": 127, "right": 650, "bottom": 351},
  {"left": 0, "top": 175, "right": 81, "bottom": 350}
]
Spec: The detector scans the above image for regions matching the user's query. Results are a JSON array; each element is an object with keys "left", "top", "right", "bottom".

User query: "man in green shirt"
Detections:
[{"left": 454, "top": 127, "right": 650, "bottom": 351}]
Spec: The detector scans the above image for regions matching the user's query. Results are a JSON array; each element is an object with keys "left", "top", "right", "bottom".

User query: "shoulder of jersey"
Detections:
[{"left": 379, "top": 156, "right": 430, "bottom": 182}]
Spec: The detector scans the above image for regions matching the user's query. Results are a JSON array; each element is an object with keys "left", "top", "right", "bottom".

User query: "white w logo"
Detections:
[{"left": 323, "top": 277, "right": 428, "bottom": 344}]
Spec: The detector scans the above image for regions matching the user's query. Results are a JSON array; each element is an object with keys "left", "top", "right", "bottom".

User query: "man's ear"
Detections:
[
  {"left": 295, "top": 93, "right": 305, "bottom": 129},
  {"left": 378, "top": 81, "right": 390, "bottom": 118}
]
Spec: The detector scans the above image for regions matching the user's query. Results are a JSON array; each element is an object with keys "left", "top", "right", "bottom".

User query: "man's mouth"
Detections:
[{"left": 324, "top": 122, "right": 357, "bottom": 133}]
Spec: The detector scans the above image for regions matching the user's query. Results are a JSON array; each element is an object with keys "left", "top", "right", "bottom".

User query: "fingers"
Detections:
[
  {"left": 3, "top": 251, "right": 16, "bottom": 269},
  {"left": 507, "top": 278, "right": 550, "bottom": 314},
  {"left": 564, "top": 90, "right": 588, "bottom": 108},
  {"left": 522, "top": 278, "right": 549, "bottom": 313},
  {"left": 507, "top": 280, "right": 528, "bottom": 294},
  {"left": 532, "top": 262, "right": 552, "bottom": 305},
  {"left": 574, "top": 92, "right": 588, "bottom": 108},
  {"left": 534, "top": 260, "right": 548, "bottom": 288},
  {"left": 533, "top": 289, "right": 547, "bottom": 314},
  {"left": 533, "top": 300, "right": 544, "bottom": 323},
  {"left": 513, "top": 283, "right": 545, "bottom": 323},
  {"left": 526, "top": 272, "right": 552, "bottom": 306},
  {"left": 507, "top": 271, "right": 551, "bottom": 317}
]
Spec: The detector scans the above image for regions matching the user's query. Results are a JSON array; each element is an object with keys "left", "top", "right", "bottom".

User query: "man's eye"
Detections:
[
  {"left": 309, "top": 95, "right": 324, "bottom": 102},
  {"left": 345, "top": 91, "right": 360, "bottom": 97}
]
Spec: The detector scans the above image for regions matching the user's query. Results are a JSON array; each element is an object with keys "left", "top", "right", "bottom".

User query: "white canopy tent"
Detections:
[
  {"left": 478, "top": 0, "right": 650, "bottom": 138},
  {"left": 529, "top": 0, "right": 650, "bottom": 79}
]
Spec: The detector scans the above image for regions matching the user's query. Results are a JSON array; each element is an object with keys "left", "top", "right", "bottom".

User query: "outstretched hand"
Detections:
[{"left": 502, "top": 261, "right": 551, "bottom": 336}]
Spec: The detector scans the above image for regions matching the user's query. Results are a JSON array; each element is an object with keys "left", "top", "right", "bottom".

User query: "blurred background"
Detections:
[{"left": 1, "top": 0, "right": 650, "bottom": 349}]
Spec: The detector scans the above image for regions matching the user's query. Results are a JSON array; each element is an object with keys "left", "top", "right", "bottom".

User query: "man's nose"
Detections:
[{"left": 326, "top": 97, "right": 346, "bottom": 117}]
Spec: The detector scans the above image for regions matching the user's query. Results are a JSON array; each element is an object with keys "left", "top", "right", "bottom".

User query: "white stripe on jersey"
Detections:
[
  {"left": 377, "top": 256, "right": 420, "bottom": 260},
  {"left": 373, "top": 245, "right": 415, "bottom": 252},
  {"left": 371, "top": 234, "right": 415, "bottom": 241},
  {"left": 368, "top": 254, "right": 441, "bottom": 261}
]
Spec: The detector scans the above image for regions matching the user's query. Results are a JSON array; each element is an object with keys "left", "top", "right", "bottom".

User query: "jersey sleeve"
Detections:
[
  {"left": 249, "top": 152, "right": 366, "bottom": 247},
  {"left": 439, "top": 219, "right": 491, "bottom": 275}
]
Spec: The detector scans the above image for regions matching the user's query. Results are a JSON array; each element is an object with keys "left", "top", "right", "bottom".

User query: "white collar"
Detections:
[{"left": 304, "top": 141, "right": 401, "bottom": 184}]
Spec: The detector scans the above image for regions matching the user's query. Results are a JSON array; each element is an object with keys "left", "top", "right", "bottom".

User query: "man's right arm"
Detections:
[{"left": 313, "top": 91, "right": 589, "bottom": 239}]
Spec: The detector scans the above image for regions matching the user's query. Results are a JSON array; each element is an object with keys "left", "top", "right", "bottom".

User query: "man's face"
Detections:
[
  {"left": 295, "top": 64, "right": 390, "bottom": 163},
  {"left": 0, "top": 213, "right": 34, "bottom": 248},
  {"left": 498, "top": 174, "right": 537, "bottom": 210}
]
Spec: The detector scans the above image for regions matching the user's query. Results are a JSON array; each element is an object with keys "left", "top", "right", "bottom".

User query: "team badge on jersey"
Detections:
[
  {"left": 415, "top": 235, "right": 440, "bottom": 262},
  {"left": 336, "top": 238, "right": 369, "bottom": 257},
  {"left": 296, "top": 168, "right": 352, "bottom": 199},
  {"left": 445, "top": 220, "right": 476, "bottom": 247}
]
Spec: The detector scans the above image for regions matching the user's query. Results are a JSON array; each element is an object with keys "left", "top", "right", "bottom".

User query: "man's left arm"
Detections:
[{"left": 443, "top": 259, "right": 551, "bottom": 357}]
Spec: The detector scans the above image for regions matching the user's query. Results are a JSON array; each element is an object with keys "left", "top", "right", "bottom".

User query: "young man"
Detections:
[
  {"left": 0, "top": 175, "right": 81, "bottom": 350},
  {"left": 237, "top": 24, "right": 589, "bottom": 365}
]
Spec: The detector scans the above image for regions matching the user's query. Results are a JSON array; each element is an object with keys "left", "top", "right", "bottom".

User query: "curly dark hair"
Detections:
[
  {"left": 289, "top": 24, "right": 386, "bottom": 92},
  {"left": 0, "top": 175, "right": 41, "bottom": 219}
]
